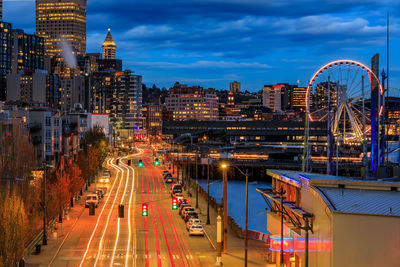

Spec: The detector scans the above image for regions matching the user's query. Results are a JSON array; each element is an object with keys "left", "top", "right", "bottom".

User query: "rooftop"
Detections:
[{"left": 267, "top": 169, "right": 400, "bottom": 217}]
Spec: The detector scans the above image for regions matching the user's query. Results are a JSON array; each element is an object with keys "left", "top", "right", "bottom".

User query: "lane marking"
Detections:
[
  {"left": 79, "top": 158, "right": 121, "bottom": 267},
  {"left": 110, "top": 161, "right": 130, "bottom": 266},
  {"left": 93, "top": 159, "right": 126, "bottom": 266}
]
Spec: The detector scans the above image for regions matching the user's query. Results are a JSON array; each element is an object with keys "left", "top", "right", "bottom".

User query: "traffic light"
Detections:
[
  {"left": 127, "top": 159, "right": 131, "bottom": 166},
  {"left": 142, "top": 203, "right": 148, "bottom": 216},
  {"left": 172, "top": 198, "right": 178, "bottom": 210},
  {"left": 154, "top": 158, "right": 160, "bottom": 166},
  {"left": 138, "top": 160, "right": 143, "bottom": 167}
]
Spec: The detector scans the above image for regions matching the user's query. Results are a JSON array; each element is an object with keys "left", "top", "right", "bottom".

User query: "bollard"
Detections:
[
  {"left": 119, "top": 204, "right": 124, "bottom": 218},
  {"left": 89, "top": 202, "right": 95, "bottom": 216},
  {"left": 35, "top": 244, "right": 41, "bottom": 254}
]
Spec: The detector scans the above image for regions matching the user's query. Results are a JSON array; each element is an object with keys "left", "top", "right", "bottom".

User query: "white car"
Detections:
[
  {"left": 189, "top": 225, "right": 204, "bottom": 236},
  {"left": 85, "top": 193, "right": 99, "bottom": 208},
  {"left": 186, "top": 218, "right": 201, "bottom": 231}
]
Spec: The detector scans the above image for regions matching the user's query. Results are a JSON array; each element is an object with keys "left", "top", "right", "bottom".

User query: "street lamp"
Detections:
[
  {"left": 220, "top": 163, "right": 250, "bottom": 266},
  {"left": 220, "top": 163, "right": 228, "bottom": 253},
  {"left": 42, "top": 163, "right": 54, "bottom": 246}
]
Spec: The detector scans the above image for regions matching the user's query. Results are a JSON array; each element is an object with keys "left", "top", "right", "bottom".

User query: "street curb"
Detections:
[{"left": 47, "top": 204, "right": 86, "bottom": 267}]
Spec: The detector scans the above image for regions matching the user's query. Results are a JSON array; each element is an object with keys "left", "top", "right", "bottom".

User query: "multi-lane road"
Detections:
[{"left": 48, "top": 147, "right": 216, "bottom": 267}]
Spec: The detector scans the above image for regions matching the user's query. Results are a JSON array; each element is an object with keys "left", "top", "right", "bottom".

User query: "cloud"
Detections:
[{"left": 127, "top": 60, "right": 271, "bottom": 69}]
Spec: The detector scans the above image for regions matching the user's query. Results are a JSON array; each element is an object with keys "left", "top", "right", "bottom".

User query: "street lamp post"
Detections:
[
  {"left": 244, "top": 168, "right": 249, "bottom": 267},
  {"left": 195, "top": 149, "right": 199, "bottom": 209},
  {"left": 221, "top": 163, "right": 250, "bottom": 265},
  {"left": 221, "top": 163, "right": 228, "bottom": 253},
  {"left": 206, "top": 157, "right": 211, "bottom": 225},
  {"left": 42, "top": 163, "right": 47, "bottom": 245}
]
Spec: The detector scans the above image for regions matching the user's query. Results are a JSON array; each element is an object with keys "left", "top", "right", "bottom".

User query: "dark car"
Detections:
[{"left": 184, "top": 211, "right": 198, "bottom": 222}]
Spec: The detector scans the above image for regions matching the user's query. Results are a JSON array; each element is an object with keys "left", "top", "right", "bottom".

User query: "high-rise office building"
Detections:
[
  {"left": 165, "top": 82, "right": 219, "bottom": 121},
  {"left": 36, "top": 0, "right": 87, "bottom": 56},
  {"left": 112, "top": 71, "right": 143, "bottom": 130},
  {"left": 0, "top": 22, "right": 13, "bottom": 101},
  {"left": 291, "top": 87, "right": 307, "bottom": 112},
  {"left": 0, "top": 0, "right": 3, "bottom": 20},
  {"left": 230, "top": 81, "right": 241, "bottom": 93},
  {"left": 102, "top": 29, "right": 116, "bottom": 60},
  {"left": 11, "top": 29, "right": 45, "bottom": 72},
  {"left": 262, "top": 84, "right": 293, "bottom": 112}
]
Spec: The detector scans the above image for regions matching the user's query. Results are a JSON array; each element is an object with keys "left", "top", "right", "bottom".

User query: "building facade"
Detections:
[
  {"left": 263, "top": 84, "right": 293, "bottom": 112},
  {"left": 291, "top": 87, "right": 307, "bottom": 112},
  {"left": 143, "top": 104, "right": 162, "bottom": 135},
  {"left": 36, "top": 0, "right": 87, "bottom": 56},
  {"left": 102, "top": 29, "right": 116, "bottom": 60},
  {"left": 0, "top": 22, "right": 13, "bottom": 100},
  {"left": 165, "top": 82, "right": 218, "bottom": 121},
  {"left": 230, "top": 81, "right": 241, "bottom": 93},
  {"left": 7, "top": 69, "right": 48, "bottom": 104},
  {"left": 258, "top": 170, "right": 400, "bottom": 267},
  {"left": 11, "top": 29, "right": 45, "bottom": 72},
  {"left": 112, "top": 70, "right": 143, "bottom": 130}
]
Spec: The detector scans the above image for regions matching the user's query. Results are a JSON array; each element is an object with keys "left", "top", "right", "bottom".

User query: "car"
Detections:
[
  {"left": 162, "top": 170, "right": 170, "bottom": 176},
  {"left": 181, "top": 207, "right": 195, "bottom": 218},
  {"left": 186, "top": 218, "right": 201, "bottom": 230},
  {"left": 164, "top": 174, "right": 173, "bottom": 181},
  {"left": 95, "top": 189, "right": 104, "bottom": 199},
  {"left": 176, "top": 195, "right": 185, "bottom": 203},
  {"left": 85, "top": 193, "right": 99, "bottom": 208},
  {"left": 171, "top": 190, "right": 183, "bottom": 198},
  {"left": 179, "top": 203, "right": 191, "bottom": 213},
  {"left": 165, "top": 176, "right": 174, "bottom": 183},
  {"left": 178, "top": 198, "right": 189, "bottom": 207},
  {"left": 184, "top": 211, "right": 198, "bottom": 222},
  {"left": 189, "top": 225, "right": 204, "bottom": 236}
]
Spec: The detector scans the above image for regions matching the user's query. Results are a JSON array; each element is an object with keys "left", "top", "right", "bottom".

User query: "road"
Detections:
[{"left": 48, "top": 147, "right": 216, "bottom": 267}]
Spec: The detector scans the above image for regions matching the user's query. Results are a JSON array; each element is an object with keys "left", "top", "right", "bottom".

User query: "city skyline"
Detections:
[{"left": 4, "top": 0, "right": 400, "bottom": 91}]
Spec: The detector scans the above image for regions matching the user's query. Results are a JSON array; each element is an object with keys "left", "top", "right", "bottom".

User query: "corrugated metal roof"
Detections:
[{"left": 317, "top": 187, "right": 400, "bottom": 216}]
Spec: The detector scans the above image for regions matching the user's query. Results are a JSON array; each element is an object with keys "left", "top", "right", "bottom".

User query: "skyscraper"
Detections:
[
  {"left": 230, "top": 81, "right": 241, "bottom": 93},
  {"left": 36, "top": 0, "right": 87, "bottom": 56},
  {"left": 102, "top": 29, "right": 116, "bottom": 60},
  {"left": 0, "top": 0, "right": 3, "bottom": 20},
  {"left": 0, "top": 22, "right": 13, "bottom": 100}
]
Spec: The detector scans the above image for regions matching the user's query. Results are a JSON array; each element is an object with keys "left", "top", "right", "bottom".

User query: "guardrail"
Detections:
[{"left": 24, "top": 218, "right": 57, "bottom": 260}]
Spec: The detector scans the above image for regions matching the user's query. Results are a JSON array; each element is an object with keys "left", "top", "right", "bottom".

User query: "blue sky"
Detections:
[{"left": 4, "top": 0, "right": 400, "bottom": 91}]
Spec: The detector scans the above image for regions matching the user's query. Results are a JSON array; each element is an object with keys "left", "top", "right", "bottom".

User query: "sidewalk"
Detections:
[
  {"left": 25, "top": 184, "right": 97, "bottom": 267},
  {"left": 185, "top": 182, "right": 269, "bottom": 267}
]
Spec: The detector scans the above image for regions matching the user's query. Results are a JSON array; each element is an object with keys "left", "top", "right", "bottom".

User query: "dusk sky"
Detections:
[{"left": 4, "top": 0, "right": 400, "bottom": 91}]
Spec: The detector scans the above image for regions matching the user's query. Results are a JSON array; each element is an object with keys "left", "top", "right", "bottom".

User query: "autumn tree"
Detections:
[
  {"left": 79, "top": 126, "right": 109, "bottom": 183},
  {"left": 0, "top": 190, "right": 29, "bottom": 267}
]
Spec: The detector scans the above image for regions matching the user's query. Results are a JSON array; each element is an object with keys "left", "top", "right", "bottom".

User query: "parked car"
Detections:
[
  {"left": 163, "top": 173, "right": 172, "bottom": 179},
  {"left": 189, "top": 225, "right": 204, "bottom": 236},
  {"left": 181, "top": 206, "right": 195, "bottom": 218},
  {"left": 179, "top": 203, "right": 191, "bottom": 213},
  {"left": 171, "top": 190, "right": 183, "bottom": 198},
  {"left": 178, "top": 198, "right": 189, "bottom": 207},
  {"left": 184, "top": 211, "right": 198, "bottom": 222},
  {"left": 95, "top": 189, "right": 104, "bottom": 199},
  {"left": 85, "top": 193, "right": 99, "bottom": 208},
  {"left": 186, "top": 218, "right": 201, "bottom": 230}
]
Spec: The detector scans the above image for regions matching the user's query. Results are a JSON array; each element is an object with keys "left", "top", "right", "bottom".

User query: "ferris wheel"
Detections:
[
  {"left": 306, "top": 59, "right": 383, "bottom": 142},
  {"left": 303, "top": 59, "right": 384, "bottom": 172}
]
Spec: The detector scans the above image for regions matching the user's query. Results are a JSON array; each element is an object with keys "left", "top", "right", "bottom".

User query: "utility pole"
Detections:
[
  {"left": 275, "top": 186, "right": 286, "bottom": 266},
  {"left": 244, "top": 168, "right": 249, "bottom": 267},
  {"left": 195, "top": 148, "right": 199, "bottom": 209},
  {"left": 42, "top": 163, "right": 48, "bottom": 245},
  {"left": 206, "top": 157, "right": 211, "bottom": 225},
  {"left": 222, "top": 165, "right": 228, "bottom": 253}
]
